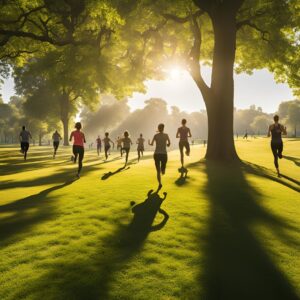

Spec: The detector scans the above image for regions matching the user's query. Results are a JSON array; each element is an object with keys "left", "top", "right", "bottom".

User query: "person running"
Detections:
[
  {"left": 243, "top": 131, "right": 248, "bottom": 139},
  {"left": 149, "top": 123, "right": 171, "bottom": 190},
  {"left": 96, "top": 135, "right": 102, "bottom": 156},
  {"left": 52, "top": 130, "right": 62, "bottom": 158},
  {"left": 103, "top": 132, "right": 114, "bottom": 160},
  {"left": 267, "top": 115, "right": 287, "bottom": 177},
  {"left": 136, "top": 133, "right": 145, "bottom": 161},
  {"left": 69, "top": 122, "right": 86, "bottom": 178},
  {"left": 19, "top": 125, "right": 32, "bottom": 160},
  {"left": 176, "top": 119, "right": 192, "bottom": 167},
  {"left": 116, "top": 136, "right": 122, "bottom": 156},
  {"left": 121, "top": 131, "right": 132, "bottom": 165}
]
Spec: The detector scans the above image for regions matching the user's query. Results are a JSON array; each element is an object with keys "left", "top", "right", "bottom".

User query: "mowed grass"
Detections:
[{"left": 0, "top": 138, "right": 299, "bottom": 300}]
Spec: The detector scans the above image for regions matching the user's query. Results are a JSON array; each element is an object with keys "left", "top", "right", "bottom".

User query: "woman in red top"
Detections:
[{"left": 69, "top": 122, "right": 86, "bottom": 178}]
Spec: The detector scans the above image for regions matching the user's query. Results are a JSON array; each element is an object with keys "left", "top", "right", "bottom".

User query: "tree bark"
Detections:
[
  {"left": 197, "top": 6, "right": 239, "bottom": 161},
  {"left": 203, "top": 9, "right": 239, "bottom": 160},
  {"left": 38, "top": 132, "right": 42, "bottom": 146}
]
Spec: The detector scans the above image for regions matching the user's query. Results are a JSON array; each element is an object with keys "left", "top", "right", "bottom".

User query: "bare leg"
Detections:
[{"left": 125, "top": 150, "right": 129, "bottom": 165}]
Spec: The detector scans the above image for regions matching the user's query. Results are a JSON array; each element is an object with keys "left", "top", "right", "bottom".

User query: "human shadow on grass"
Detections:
[
  {"left": 175, "top": 167, "right": 189, "bottom": 186},
  {"left": 0, "top": 179, "right": 76, "bottom": 246},
  {"left": 101, "top": 165, "right": 130, "bottom": 180},
  {"left": 283, "top": 155, "right": 300, "bottom": 167},
  {"left": 31, "top": 190, "right": 169, "bottom": 299},
  {"left": 195, "top": 160, "right": 300, "bottom": 300}
]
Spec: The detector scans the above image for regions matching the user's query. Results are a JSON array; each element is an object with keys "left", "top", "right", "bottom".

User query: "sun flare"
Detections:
[{"left": 169, "top": 68, "right": 182, "bottom": 80}]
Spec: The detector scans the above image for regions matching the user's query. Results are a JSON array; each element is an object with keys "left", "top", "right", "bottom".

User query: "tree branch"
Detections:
[
  {"left": 0, "top": 5, "right": 46, "bottom": 25},
  {"left": 0, "top": 49, "right": 38, "bottom": 60},
  {"left": 162, "top": 10, "right": 204, "bottom": 23},
  {"left": 188, "top": 15, "right": 210, "bottom": 98},
  {"left": 236, "top": 20, "right": 269, "bottom": 42}
]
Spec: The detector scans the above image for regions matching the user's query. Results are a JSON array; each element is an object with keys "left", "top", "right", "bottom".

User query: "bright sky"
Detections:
[{"left": 1, "top": 66, "right": 293, "bottom": 113}]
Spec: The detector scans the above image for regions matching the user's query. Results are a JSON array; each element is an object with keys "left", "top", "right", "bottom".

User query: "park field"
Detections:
[{"left": 0, "top": 138, "right": 299, "bottom": 300}]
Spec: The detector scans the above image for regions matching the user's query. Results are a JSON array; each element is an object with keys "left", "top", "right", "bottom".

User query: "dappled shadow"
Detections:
[
  {"left": 29, "top": 190, "right": 169, "bottom": 299},
  {"left": 283, "top": 155, "right": 300, "bottom": 167},
  {"left": 193, "top": 160, "right": 300, "bottom": 299},
  {"left": 101, "top": 166, "right": 130, "bottom": 180},
  {"left": 175, "top": 167, "right": 189, "bottom": 186},
  {"left": 0, "top": 179, "right": 76, "bottom": 246}
]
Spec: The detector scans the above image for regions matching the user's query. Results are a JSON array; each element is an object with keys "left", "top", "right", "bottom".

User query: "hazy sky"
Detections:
[{"left": 1, "top": 67, "right": 293, "bottom": 113}]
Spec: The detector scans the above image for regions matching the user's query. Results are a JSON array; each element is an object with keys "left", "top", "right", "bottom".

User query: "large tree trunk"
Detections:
[
  {"left": 39, "top": 131, "right": 42, "bottom": 146},
  {"left": 204, "top": 9, "right": 239, "bottom": 161},
  {"left": 190, "top": 1, "right": 243, "bottom": 161},
  {"left": 61, "top": 117, "right": 69, "bottom": 146},
  {"left": 60, "top": 92, "right": 70, "bottom": 146}
]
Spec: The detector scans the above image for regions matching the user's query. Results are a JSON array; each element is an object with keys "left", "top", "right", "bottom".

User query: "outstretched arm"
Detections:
[
  {"left": 282, "top": 125, "right": 287, "bottom": 135},
  {"left": 167, "top": 135, "right": 171, "bottom": 147},
  {"left": 150, "top": 208, "right": 169, "bottom": 232},
  {"left": 148, "top": 137, "right": 155, "bottom": 146},
  {"left": 176, "top": 129, "right": 180, "bottom": 138},
  {"left": 83, "top": 133, "right": 86, "bottom": 143},
  {"left": 69, "top": 132, "right": 73, "bottom": 142},
  {"left": 267, "top": 125, "right": 271, "bottom": 137}
]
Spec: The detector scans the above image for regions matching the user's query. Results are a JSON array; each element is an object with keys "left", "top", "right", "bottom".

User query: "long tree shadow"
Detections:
[
  {"left": 0, "top": 179, "right": 76, "bottom": 246},
  {"left": 0, "top": 149, "right": 99, "bottom": 176},
  {"left": 30, "top": 190, "right": 169, "bottom": 299},
  {"left": 197, "top": 160, "right": 300, "bottom": 299},
  {"left": 0, "top": 160, "right": 103, "bottom": 190},
  {"left": 242, "top": 161, "right": 300, "bottom": 192},
  {"left": 283, "top": 155, "right": 300, "bottom": 167}
]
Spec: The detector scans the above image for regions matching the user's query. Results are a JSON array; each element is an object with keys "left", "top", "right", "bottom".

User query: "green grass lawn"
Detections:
[{"left": 0, "top": 138, "right": 299, "bottom": 300}]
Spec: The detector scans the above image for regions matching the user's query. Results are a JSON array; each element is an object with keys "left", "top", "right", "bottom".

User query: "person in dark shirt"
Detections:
[
  {"left": 176, "top": 119, "right": 192, "bottom": 167},
  {"left": 19, "top": 126, "right": 32, "bottom": 160},
  {"left": 267, "top": 115, "right": 287, "bottom": 176}
]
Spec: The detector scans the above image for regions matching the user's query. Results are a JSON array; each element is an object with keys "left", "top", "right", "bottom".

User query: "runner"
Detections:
[
  {"left": 116, "top": 136, "right": 122, "bottom": 156},
  {"left": 149, "top": 123, "right": 171, "bottom": 190},
  {"left": 19, "top": 125, "right": 32, "bottom": 160},
  {"left": 69, "top": 122, "right": 86, "bottom": 178},
  {"left": 136, "top": 133, "right": 145, "bottom": 162},
  {"left": 121, "top": 131, "right": 132, "bottom": 165},
  {"left": 103, "top": 132, "right": 114, "bottom": 160},
  {"left": 267, "top": 115, "right": 287, "bottom": 177},
  {"left": 96, "top": 135, "right": 102, "bottom": 156},
  {"left": 176, "top": 119, "right": 192, "bottom": 167},
  {"left": 52, "top": 130, "right": 62, "bottom": 158}
]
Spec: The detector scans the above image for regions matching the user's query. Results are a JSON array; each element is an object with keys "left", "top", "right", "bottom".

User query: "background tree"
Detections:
[
  {"left": 287, "top": 100, "right": 300, "bottom": 137},
  {"left": 278, "top": 99, "right": 300, "bottom": 137},
  {"left": 250, "top": 115, "right": 272, "bottom": 136}
]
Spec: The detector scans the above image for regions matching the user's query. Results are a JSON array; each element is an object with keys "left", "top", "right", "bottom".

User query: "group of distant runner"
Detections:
[{"left": 19, "top": 115, "right": 287, "bottom": 187}]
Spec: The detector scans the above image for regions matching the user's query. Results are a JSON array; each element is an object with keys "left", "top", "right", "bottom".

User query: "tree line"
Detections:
[{"left": 1, "top": 94, "right": 299, "bottom": 145}]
